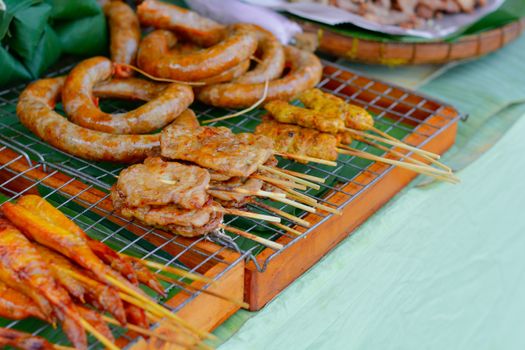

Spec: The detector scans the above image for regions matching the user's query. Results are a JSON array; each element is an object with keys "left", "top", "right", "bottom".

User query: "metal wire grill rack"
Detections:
[
  {"left": 0, "top": 143, "right": 246, "bottom": 349},
  {"left": 0, "top": 59, "right": 461, "bottom": 273}
]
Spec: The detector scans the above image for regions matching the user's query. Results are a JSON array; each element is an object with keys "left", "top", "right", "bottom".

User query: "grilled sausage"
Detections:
[
  {"left": 62, "top": 56, "right": 193, "bottom": 134},
  {"left": 93, "top": 78, "right": 168, "bottom": 101},
  {"left": 137, "top": 0, "right": 226, "bottom": 47},
  {"left": 136, "top": 24, "right": 258, "bottom": 81},
  {"left": 234, "top": 25, "right": 285, "bottom": 84},
  {"left": 197, "top": 45, "right": 323, "bottom": 108},
  {"left": 104, "top": 1, "right": 141, "bottom": 78},
  {"left": 17, "top": 77, "right": 161, "bottom": 163}
]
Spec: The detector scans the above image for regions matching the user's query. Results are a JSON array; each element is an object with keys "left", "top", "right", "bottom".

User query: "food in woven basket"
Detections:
[
  {"left": 291, "top": 0, "right": 486, "bottom": 28},
  {"left": 0, "top": 195, "right": 246, "bottom": 349}
]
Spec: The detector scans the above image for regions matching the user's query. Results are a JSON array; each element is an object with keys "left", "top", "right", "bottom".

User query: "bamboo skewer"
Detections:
[
  {"left": 369, "top": 126, "right": 452, "bottom": 172},
  {"left": 102, "top": 315, "right": 186, "bottom": 345},
  {"left": 272, "top": 222, "right": 302, "bottom": 236},
  {"left": 105, "top": 276, "right": 215, "bottom": 341},
  {"left": 337, "top": 147, "right": 458, "bottom": 183},
  {"left": 279, "top": 187, "right": 342, "bottom": 215},
  {"left": 209, "top": 187, "right": 286, "bottom": 200},
  {"left": 277, "top": 168, "right": 326, "bottom": 184},
  {"left": 79, "top": 317, "right": 120, "bottom": 350},
  {"left": 217, "top": 207, "right": 281, "bottom": 223},
  {"left": 345, "top": 128, "right": 439, "bottom": 159},
  {"left": 220, "top": 224, "right": 283, "bottom": 250},
  {"left": 337, "top": 143, "right": 458, "bottom": 184},
  {"left": 125, "top": 257, "right": 214, "bottom": 284},
  {"left": 61, "top": 268, "right": 213, "bottom": 341},
  {"left": 253, "top": 201, "right": 311, "bottom": 227},
  {"left": 251, "top": 174, "right": 307, "bottom": 190},
  {"left": 274, "top": 152, "right": 337, "bottom": 166},
  {"left": 269, "top": 195, "right": 317, "bottom": 213},
  {"left": 259, "top": 165, "right": 320, "bottom": 190},
  {"left": 359, "top": 138, "right": 457, "bottom": 179},
  {"left": 370, "top": 126, "right": 439, "bottom": 159},
  {"left": 278, "top": 187, "right": 317, "bottom": 205},
  {"left": 54, "top": 345, "right": 75, "bottom": 350},
  {"left": 155, "top": 274, "right": 249, "bottom": 309}
]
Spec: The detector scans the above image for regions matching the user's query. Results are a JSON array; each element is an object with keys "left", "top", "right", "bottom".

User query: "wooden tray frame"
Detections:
[
  {"left": 298, "top": 18, "right": 525, "bottom": 65},
  {"left": 0, "top": 146, "right": 245, "bottom": 349}
]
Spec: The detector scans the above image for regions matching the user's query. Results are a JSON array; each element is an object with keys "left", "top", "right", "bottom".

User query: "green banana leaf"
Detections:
[
  {"left": 0, "top": 45, "right": 32, "bottom": 86},
  {"left": 53, "top": 11, "right": 107, "bottom": 56},
  {"left": 45, "top": 0, "right": 101, "bottom": 20},
  {"left": 23, "top": 24, "right": 62, "bottom": 78},
  {"left": 6, "top": 1, "right": 52, "bottom": 60},
  {"left": 0, "top": 0, "right": 107, "bottom": 88},
  {"left": 295, "top": 0, "right": 525, "bottom": 43}
]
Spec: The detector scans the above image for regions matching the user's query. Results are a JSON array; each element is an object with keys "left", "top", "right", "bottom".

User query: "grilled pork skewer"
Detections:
[
  {"left": 0, "top": 327, "right": 70, "bottom": 350},
  {"left": 1, "top": 202, "right": 149, "bottom": 328},
  {"left": 297, "top": 88, "right": 450, "bottom": 170},
  {"left": 255, "top": 116, "right": 458, "bottom": 183},
  {"left": 16, "top": 195, "right": 164, "bottom": 296},
  {"left": 0, "top": 218, "right": 87, "bottom": 349}
]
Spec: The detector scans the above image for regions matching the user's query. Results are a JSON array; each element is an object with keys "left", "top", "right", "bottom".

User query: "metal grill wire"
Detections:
[
  {"left": 0, "top": 144, "right": 246, "bottom": 349},
  {"left": 0, "top": 59, "right": 460, "bottom": 272}
]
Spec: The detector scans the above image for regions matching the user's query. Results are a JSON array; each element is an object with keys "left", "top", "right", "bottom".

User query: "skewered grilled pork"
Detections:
[
  {"left": 161, "top": 125, "right": 274, "bottom": 177},
  {"left": 255, "top": 116, "right": 339, "bottom": 162},
  {"left": 0, "top": 218, "right": 87, "bottom": 349},
  {"left": 116, "top": 157, "right": 211, "bottom": 209},
  {"left": 34, "top": 244, "right": 126, "bottom": 325},
  {"left": 264, "top": 100, "right": 345, "bottom": 133},
  {"left": 209, "top": 177, "right": 265, "bottom": 208},
  {"left": 0, "top": 281, "right": 46, "bottom": 321},
  {"left": 0, "top": 279, "right": 114, "bottom": 344},
  {"left": 0, "top": 327, "right": 55, "bottom": 350},
  {"left": 111, "top": 157, "right": 223, "bottom": 237},
  {"left": 15, "top": 195, "right": 165, "bottom": 294},
  {"left": 298, "top": 88, "right": 374, "bottom": 131}
]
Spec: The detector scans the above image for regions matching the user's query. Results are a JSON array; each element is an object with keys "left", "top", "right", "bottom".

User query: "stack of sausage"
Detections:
[{"left": 16, "top": 0, "right": 322, "bottom": 165}]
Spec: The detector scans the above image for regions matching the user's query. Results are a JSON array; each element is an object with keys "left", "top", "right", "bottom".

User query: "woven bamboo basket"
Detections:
[{"left": 298, "top": 18, "right": 525, "bottom": 65}]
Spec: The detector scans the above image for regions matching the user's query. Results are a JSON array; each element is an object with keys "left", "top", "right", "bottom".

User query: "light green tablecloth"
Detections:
[{"left": 216, "top": 32, "right": 525, "bottom": 349}]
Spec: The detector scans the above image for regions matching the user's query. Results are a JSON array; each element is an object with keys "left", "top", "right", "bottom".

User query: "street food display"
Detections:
[{"left": 1, "top": 0, "right": 463, "bottom": 347}]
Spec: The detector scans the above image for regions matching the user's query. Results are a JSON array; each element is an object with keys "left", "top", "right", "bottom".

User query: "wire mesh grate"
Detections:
[
  {"left": 0, "top": 59, "right": 461, "bottom": 273},
  {"left": 0, "top": 144, "right": 246, "bottom": 349}
]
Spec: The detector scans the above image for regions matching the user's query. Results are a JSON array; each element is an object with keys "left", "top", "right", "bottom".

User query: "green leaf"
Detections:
[
  {"left": 54, "top": 12, "right": 107, "bottom": 56},
  {"left": 45, "top": 0, "right": 101, "bottom": 20},
  {"left": 0, "top": 45, "right": 32, "bottom": 86},
  {"left": 0, "top": 0, "right": 39, "bottom": 40},
  {"left": 22, "top": 24, "right": 61, "bottom": 78},
  {"left": 6, "top": 2, "right": 52, "bottom": 60}
]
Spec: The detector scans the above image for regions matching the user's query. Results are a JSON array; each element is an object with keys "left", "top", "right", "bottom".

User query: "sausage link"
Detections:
[
  {"left": 104, "top": 1, "right": 141, "bottom": 78},
  {"left": 234, "top": 25, "right": 285, "bottom": 84},
  {"left": 136, "top": 24, "right": 258, "bottom": 81},
  {"left": 93, "top": 78, "right": 168, "bottom": 101},
  {"left": 17, "top": 77, "right": 160, "bottom": 163},
  {"left": 197, "top": 46, "right": 323, "bottom": 108},
  {"left": 62, "top": 57, "right": 194, "bottom": 134},
  {"left": 137, "top": 0, "right": 226, "bottom": 47},
  {"left": 200, "top": 60, "right": 250, "bottom": 85}
]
